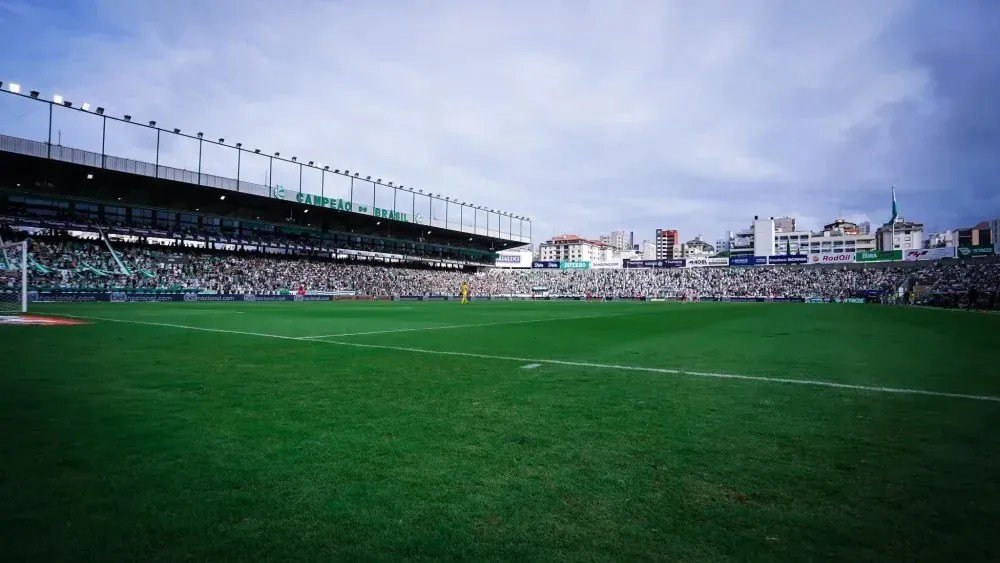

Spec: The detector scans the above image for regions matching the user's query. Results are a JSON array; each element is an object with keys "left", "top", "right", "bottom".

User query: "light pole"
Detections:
[{"left": 197, "top": 132, "right": 204, "bottom": 185}]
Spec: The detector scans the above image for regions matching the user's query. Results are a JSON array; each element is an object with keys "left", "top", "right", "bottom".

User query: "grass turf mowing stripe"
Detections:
[
  {"left": 299, "top": 312, "right": 625, "bottom": 338},
  {"left": 55, "top": 313, "right": 1000, "bottom": 404}
]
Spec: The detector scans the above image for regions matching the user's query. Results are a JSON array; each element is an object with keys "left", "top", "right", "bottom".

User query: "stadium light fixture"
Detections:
[
  {"left": 63, "top": 101, "right": 72, "bottom": 108},
  {"left": 376, "top": 178, "right": 382, "bottom": 183},
  {"left": 254, "top": 149, "right": 260, "bottom": 153},
  {"left": 96, "top": 107, "right": 104, "bottom": 115},
  {"left": 308, "top": 161, "right": 314, "bottom": 166},
  {"left": 219, "top": 195, "right": 226, "bottom": 200},
  {"left": 418, "top": 189, "right": 423, "bottom": 193},
  {"left": 334, "top": 169, "right": 339, "bottom": 173},
  {"left": 81, "top": 102, "right": 90, "bottom": 111},
  {"left": 343, "top": 169, "right": 349, "bottom": 174},
  {"left": 274, "top": 152, "right": 280, "bottom": 156},
  {"left": 218, "top": 138, "right": 225, "bottom": 143},
  {"left": 388, "top": 182, "right": 393, "bottom": 186},
  {"left": 354, "top": 173, "right": 359, "bottom": 177},
  {"left": 291, "top": 156, "right": 297, "bottom": 162},
  {"left": 236, "top": 142, "right": 242, "bottom": 148},
  {"left": 366, "top": 176, "right": 371, "bottom": 180},
  {"left": 30, "top": 90, "right": 39, "bottom": 98},
  {"left": 148, "top": 120, "right": 156, "bottom": 127},
  {"left": 173, "top": 128, "right": 181, "bottom": 133},
  {"left": 197, "top": 132, "right": 203, "bottom": 138},
  {"left": 52, "top": 94, "right": 63, "bottom": 104},
  {"left": 86, "top": 173, "right": 93, "bottom": 180},
  {"left": 324, "top": 166, "right": 329, "bottom": 170},
  {"left": 8, "top": 83, "right": 20, "bottom": 93},
  {"left": 124, "top": 115, "right": 131, "bottom": 121}
]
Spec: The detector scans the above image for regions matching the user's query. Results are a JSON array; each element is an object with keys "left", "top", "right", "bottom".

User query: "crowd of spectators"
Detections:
[{"left": 3, "top": 235, "right": 998, "bottom": 308}]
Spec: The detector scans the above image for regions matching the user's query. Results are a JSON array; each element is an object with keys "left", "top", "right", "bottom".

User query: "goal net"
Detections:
[{"left": 0, "top": 240, "right": 28, "bottom": 315}]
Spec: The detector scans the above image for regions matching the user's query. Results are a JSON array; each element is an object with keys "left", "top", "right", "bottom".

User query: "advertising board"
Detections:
[
  {"left": 766, "top": 255, "right": 808, "bottom": 265},
  {"left": 531, "top": 260, "right": 561, "bottom": 269},
  {"left": 729, "top": 256, "right": 768, "bottom": 266},
  {"left": 685, "top": 257, "right": 729, "bottom": 268},
  {"left": 855, "top": 250, "right": 902, "bottom": 262},
  {"left": 590, "top": 260, "right": 624, "bottom": 269},
  {"left": 957, "top": 245, "right": 996, "bottom": 258},
  {"left": 493, "top": 250, "right": 533, "bottom": 269},
  {"left": 623, "top": 259, "right": 685, "bottom": 269},
  {"left": 808, "top": 252, "right": 855, "bottom": 264},
  {"left": 904, "top": 247, "right": 957, "bottom": 261}
]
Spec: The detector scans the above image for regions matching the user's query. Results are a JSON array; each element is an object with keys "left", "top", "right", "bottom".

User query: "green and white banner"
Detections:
[{"left": 855, "top": 250, "right": 902, "bottom": 262}]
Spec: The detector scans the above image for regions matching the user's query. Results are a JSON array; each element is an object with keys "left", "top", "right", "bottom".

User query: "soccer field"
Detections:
[{"left": 2, "top": 300, "right": 998, "bottom": 560}]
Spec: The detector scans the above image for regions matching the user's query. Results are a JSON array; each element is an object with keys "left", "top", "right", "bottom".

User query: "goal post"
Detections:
[{"left": 0, "top": 239, "right": 28, "bottom": 315}]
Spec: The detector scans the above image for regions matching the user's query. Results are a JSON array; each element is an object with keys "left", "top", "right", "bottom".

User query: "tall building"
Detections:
[
  {"left": 876, "top": 219, "right": 924, "bottom": 252},
  {"left": 655, "top": 229, "right": 681, "bottom": 259},
  {"left": 715, "top": 231, "right": 733, "bottom": 254},
  {"left": 599, "top": 230, "right": 632, "bottom": 251}
]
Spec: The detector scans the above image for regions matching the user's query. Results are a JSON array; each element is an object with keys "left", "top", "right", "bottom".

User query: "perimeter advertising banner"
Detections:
[
  {"left": 493, "top": 250, "right": 533, "bottom": 268},
  {"left": 904, "top": 247, "right": 957, "bottom": 261},
  {"left": 623, "top": 259, "right": 685, "bottom": 269},
  {"left": 590, "top": 259, "right": 624, "bottom": 269},
  {"left": 685, "top": 257, "right": 729, "bottom": 268},
  {"left": 729, "top": 256, "right": 768, "bottom": 266},
  {"left": 957, "top": 245, "right": 997, "bottom": 258},
  {"left": 767, "top": 255, "right": 808, "bottom": 265},
  {"left": 808, "top": 252, "right": 855, "bottom": 264},
  {"left": 855, "top": 250, "right": 902, "bottom": 262},
  {"left": 560, "top": 260, "right": 591, "bottom": 269},
  {"left": 531, "top": 260, "right": 561, "bottom": 269}
]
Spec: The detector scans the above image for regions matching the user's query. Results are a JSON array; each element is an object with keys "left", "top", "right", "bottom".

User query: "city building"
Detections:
[
  {"left": 635, "top": 240, "right": 656, "bottom": 260},
  {"left": 811, "top": 220, "right": 877, "bottom": 255},
  {"left": 876, "top": 219, "right": 924, "bottom": 252},
  {"left": 537, "top": 234, "right": 612, "bottom": 263},
  {"left": 682, "top": 235, "right": 715, "bottom": 257},
  {"left": 774, "top": 217, "right": 796, "bottom": 233},
  {"left": 655, "top": 229, "right": 681, "bottom": 259},
  {"left": 727, "top": 216, "right": 876, "bottom": 258},
  {"left": 599, "top": 230, "right": 632, "bottom": 251},
  {"left": 715, "top": 231, "right": 733, "bottom": 254},
  {"left": 925, "top": 230, "right": 956, "bottom": 248}
]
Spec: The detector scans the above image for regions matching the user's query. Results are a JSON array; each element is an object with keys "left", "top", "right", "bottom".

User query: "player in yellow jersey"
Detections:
[{"left": 460, "top": 281, "right": 470, "bottom": 304}]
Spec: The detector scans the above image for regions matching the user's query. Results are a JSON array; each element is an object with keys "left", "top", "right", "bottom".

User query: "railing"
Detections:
[{"left": 0, "top": 133, "right": 529, "bottom": 243}]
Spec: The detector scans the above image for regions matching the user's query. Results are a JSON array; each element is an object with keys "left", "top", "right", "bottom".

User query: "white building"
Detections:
[
  {"left": 715, "top": 231, "right": 733, "bottom": 254},
  {"left": 682, "top": 235, "right": 715, "bottom": 257},
  {"left": 537, "top": 234, "right": 612, "bottom": 263},
  {"left": 635, "top": 240, "right": 656, "bottom": 260},
  {"left": 926, "top": 230, "right": 956, "bottom": 248},
  {"left": 876, "top": 219, "right": 924, "bottom": 252},
  {"left": 727, "top": 216, "right": 875, "bottom": 257},
  {"left": 599, "top": 230, "right": 633, "bottom": 251}
]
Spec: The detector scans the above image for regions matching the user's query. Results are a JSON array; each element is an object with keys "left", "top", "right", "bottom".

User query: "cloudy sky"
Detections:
[{"left": 2, "top": 0, "right": 998, "bottom": 245}]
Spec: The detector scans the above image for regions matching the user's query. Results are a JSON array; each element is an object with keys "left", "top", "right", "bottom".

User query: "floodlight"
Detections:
[
  {"left": 173, "top": 128, "right": 181, "bottom": 133},
  {"left": 81, "top": 103, "right": 90, "bottom": 111},
  {"left": 148, "top": 120, "right": 156, "bottom": 127},
  {"left": 96, "top": 107, "right": 104, "bottom": 115},
  {"left": 86, "top": 173, "right": 93, "bottom": 180},
  {"left": 8, "top": 83, "right": 21, "bottom": 93},
  {"left": 29, "top": 91, "right": 39, "bottom": 98},
  {"left": 218, "top": 138, "right": 224, "bottom": 143},
  {"left": 219, "top": 195, "right": 226, "bottom": 200},
  {"left": 254, "top": 149, "right": 260, "bottom": 153},
  {"left": 52, "top": 94, "right": 63, "bottom": 104},
  {"left": 197, "top": 132, "right": 203, "bottom": 138},
  {"left": 123, "top": 115, "right": 131, "bottom": 122},
  {"left": 235, "top": 142, "right": 242, "bottom": 148}
]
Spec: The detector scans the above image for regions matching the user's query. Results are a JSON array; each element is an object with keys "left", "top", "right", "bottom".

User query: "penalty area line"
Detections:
[{"left": 54, "top": 313, "right": 1000, "bottom": 404}]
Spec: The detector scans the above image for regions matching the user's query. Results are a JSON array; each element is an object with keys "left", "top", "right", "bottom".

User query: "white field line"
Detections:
[
  {"left": 299, "top": 313, "right": 624, "bottom": 338},
  {"left": 521, "top": 364, "right": 542, "bottom": 370},
  {"left": 54, "top": 314, "right": 1000, "bottom": 404}
]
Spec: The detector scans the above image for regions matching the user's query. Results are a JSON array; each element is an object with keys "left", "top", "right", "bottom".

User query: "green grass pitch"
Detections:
[{"left": 1, "top": 300, "right": 998, "bottom": 560}]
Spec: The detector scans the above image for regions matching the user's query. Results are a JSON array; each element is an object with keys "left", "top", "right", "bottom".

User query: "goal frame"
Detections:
[{"left": 1, "top": 239, "right": 28, "bottom": 314}]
